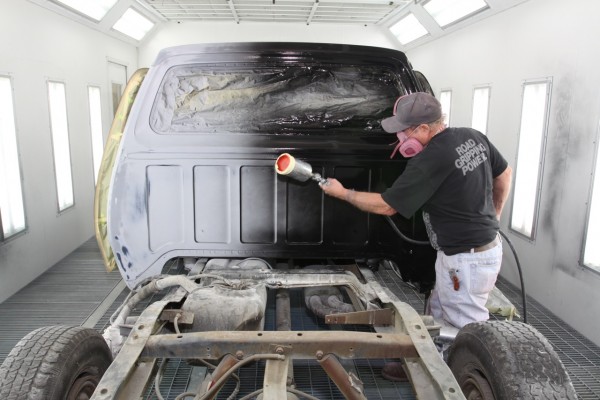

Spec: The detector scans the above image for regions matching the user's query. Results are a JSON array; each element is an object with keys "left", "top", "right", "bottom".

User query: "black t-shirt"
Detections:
[{"left": 381, "top": 127, "right": 508, "bottom": 255}]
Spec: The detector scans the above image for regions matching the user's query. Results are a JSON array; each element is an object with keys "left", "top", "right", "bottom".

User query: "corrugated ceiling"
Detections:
[
  {"left": 140, "top": 0, "right": 412, "bottom": 25},
  {"left": 30, "top": 0, "right": 531, "bottom": 48}
]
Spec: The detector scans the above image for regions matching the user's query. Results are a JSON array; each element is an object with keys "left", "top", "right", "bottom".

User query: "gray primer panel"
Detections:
[
  {"left": 194, "top": 165, "right": 231, "bottom": 244},
  {"left": 148, "top": 166, "right": 185, "bottom": 251}
]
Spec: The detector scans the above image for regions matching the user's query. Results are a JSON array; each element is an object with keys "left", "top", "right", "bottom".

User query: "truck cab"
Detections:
[{"left": 105, "top": 42, "right": 436, "bottom": 290}]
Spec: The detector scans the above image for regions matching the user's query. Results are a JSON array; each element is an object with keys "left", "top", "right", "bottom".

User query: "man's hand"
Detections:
[{"left": 319, "top": 178, "right": 348, "bottom": 200}]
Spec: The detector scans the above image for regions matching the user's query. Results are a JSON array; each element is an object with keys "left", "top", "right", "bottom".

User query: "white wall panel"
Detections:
[{"left": 0, "top": 1, "right": 137, "bottom": 302}]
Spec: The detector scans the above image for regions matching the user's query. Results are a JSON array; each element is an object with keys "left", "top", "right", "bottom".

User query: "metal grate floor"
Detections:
[
  {"left": 0, "top": 239, "right": 122, "bottom": 362},
  {"left": 1, "top": 238, "right": 599, "bottom": 399}
]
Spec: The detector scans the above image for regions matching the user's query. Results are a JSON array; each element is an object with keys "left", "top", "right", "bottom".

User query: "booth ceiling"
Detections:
[
  {"left": 30, "top": 0, "right": 530, "bottom": 48},
  {"left": 143, "top": 0, "right": 410, "bottom": 25}
]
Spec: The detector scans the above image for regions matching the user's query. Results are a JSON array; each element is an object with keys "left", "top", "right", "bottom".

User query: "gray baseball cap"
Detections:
[{"left": 381, "top": 92, "right": 442, "bottom": 133}]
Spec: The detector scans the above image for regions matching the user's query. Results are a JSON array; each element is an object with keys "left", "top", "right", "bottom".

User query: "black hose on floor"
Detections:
[{"left": 499, "top": 229, "right": 528, "bottom": 323}]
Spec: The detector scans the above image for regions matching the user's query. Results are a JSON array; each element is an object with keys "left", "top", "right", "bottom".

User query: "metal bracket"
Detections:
[
  {"left": 263, "top": 358, "right": 289, "bottom": 399},
  {"left": 325, "top": 309, "right": 394, "bottom": 326},
  {"left": 91, "top": 300, "right": 171, "bottom": 400}
]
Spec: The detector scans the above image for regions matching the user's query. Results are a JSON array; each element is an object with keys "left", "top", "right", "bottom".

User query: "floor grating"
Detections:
[
  {"left": 0, "top": 238, "right": 122, "bottom": 362},
  {"left": 1, "top": 238, "right": 599, "bottom": 399}
]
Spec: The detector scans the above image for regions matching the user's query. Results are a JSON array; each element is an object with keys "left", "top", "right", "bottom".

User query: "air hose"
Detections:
[
  {"left": 384, "top": 215, "right": 430, "bottom": 245},
  {"left": 498, "top": 229, "right": 528, "bottom": 323},
  {"left": 385, "top": 215, "right": 528, "bottom": 323}
]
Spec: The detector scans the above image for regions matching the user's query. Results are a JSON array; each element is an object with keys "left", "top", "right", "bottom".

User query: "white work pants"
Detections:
[{"left": 428, "top": 241, "right": 502, "bottom": 329}]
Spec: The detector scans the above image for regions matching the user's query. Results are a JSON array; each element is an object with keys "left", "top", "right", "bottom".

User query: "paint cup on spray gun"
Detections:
[{"left": 275, "top": 153, "right": 329, "bottom": 185}]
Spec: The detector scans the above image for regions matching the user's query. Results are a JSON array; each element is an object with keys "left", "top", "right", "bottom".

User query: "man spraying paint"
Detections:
[{"left": 319, "top": 92, "right": 512, "bottom": 381}]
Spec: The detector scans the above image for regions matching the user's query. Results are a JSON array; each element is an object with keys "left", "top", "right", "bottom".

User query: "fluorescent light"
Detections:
[
  {"left": 424, "top": 0, "right": 488, "bottom": 27},
  {"left": 54, "top": 0, "right": 118, "bottom": 21},
  {"left": 113, "top": 8, "right": 155, "bottom": 41},
  {"left": 389, "top": 14, "right": 428, "bottom": 45},
  {"left": 510, "top": 81, "right": 550, "bottom": 238},
  {"left": 88, "top": 86, "right": 104, "bottom": 184},
  {"left": 0, "top": 76, "right": 26, "bottom": 238},
  {"left": 471, "top": 86, "right": 490, "bottom": 134},
  {"left": 47, "top": 81, "right": 74, "bottom": 212},
  {"left": 439, "top": 90, "right": 452, "bottom": 126},
  {"left": 583, "top": 153, "right": 600, "bottom": 269}
]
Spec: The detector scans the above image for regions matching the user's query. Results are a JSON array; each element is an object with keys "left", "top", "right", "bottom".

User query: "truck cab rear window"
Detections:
[{"left": 150, "top": 64, "right": 402, "bottom": 134}]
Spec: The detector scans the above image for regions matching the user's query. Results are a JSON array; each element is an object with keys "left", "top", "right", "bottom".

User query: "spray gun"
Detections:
[{"left": 275, "top": 153, "right": 329, "bottom": 185}]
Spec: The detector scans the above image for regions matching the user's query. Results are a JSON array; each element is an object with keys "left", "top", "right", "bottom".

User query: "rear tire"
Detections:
[
  {"left": 447, "top": 321, "right": 577, "bottom": 400},
  {"left": 0, "top": 325, "right": 112, "bottom": 400}
]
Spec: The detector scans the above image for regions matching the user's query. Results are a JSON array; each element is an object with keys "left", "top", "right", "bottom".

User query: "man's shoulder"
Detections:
[
  {"left": 428, "top": 127, "right": 476, "bottom": 152},
  {"left": 442, "top": 127, "right": 484, "bottom": 138},
  {"left": 434, "top": 127, "right": 490, "bottom": 151}
]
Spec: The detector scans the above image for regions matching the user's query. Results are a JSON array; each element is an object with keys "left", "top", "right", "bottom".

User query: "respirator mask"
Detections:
[{"left": 390, "top": 127, "right": 424, "bottom": 158}]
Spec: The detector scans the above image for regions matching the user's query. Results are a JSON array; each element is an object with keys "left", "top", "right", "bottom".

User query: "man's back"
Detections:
[{"left": 382, "top": 127, "right": 507, "bottom": 254}]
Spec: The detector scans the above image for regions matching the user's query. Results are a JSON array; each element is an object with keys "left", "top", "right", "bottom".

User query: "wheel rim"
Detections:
[
  {"left": 459, "top": 369, "right": 495, "bottom": 400},
  {"left": 67, "top": 371, "right": 100, "bottom": 400}
]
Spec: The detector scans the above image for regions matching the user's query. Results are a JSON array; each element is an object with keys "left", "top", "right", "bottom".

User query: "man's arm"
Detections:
[
  {"left": 493, "top": 165, "right": 512, "bottom": 220},
  {"left": 320, "top": 178, "right": 397, "bottom": 216}
]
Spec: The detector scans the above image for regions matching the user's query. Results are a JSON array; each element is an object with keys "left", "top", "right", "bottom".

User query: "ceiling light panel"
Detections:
[
  {"left": 53, "top": 0, "right": 118, "bottom": 21},
  {"left": 424, "top": 0, "right": 488, "bottom": 27},
  {"left": 389, "top": 13, "right": 428, "bottom": 45},
  {"left": 140, "top": 0, "right": 411, "bottom": 25},
  {"left": 113, "top": 8, "right": 155, "bottom": 40}
]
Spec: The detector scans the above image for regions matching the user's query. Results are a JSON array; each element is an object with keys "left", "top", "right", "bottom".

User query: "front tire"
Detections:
[
  {"left": 447, "top": 321, "right": 577, "bottom": 400},
  {"left": 0, "top": 325, "right": 112, "bottom": 400}
]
